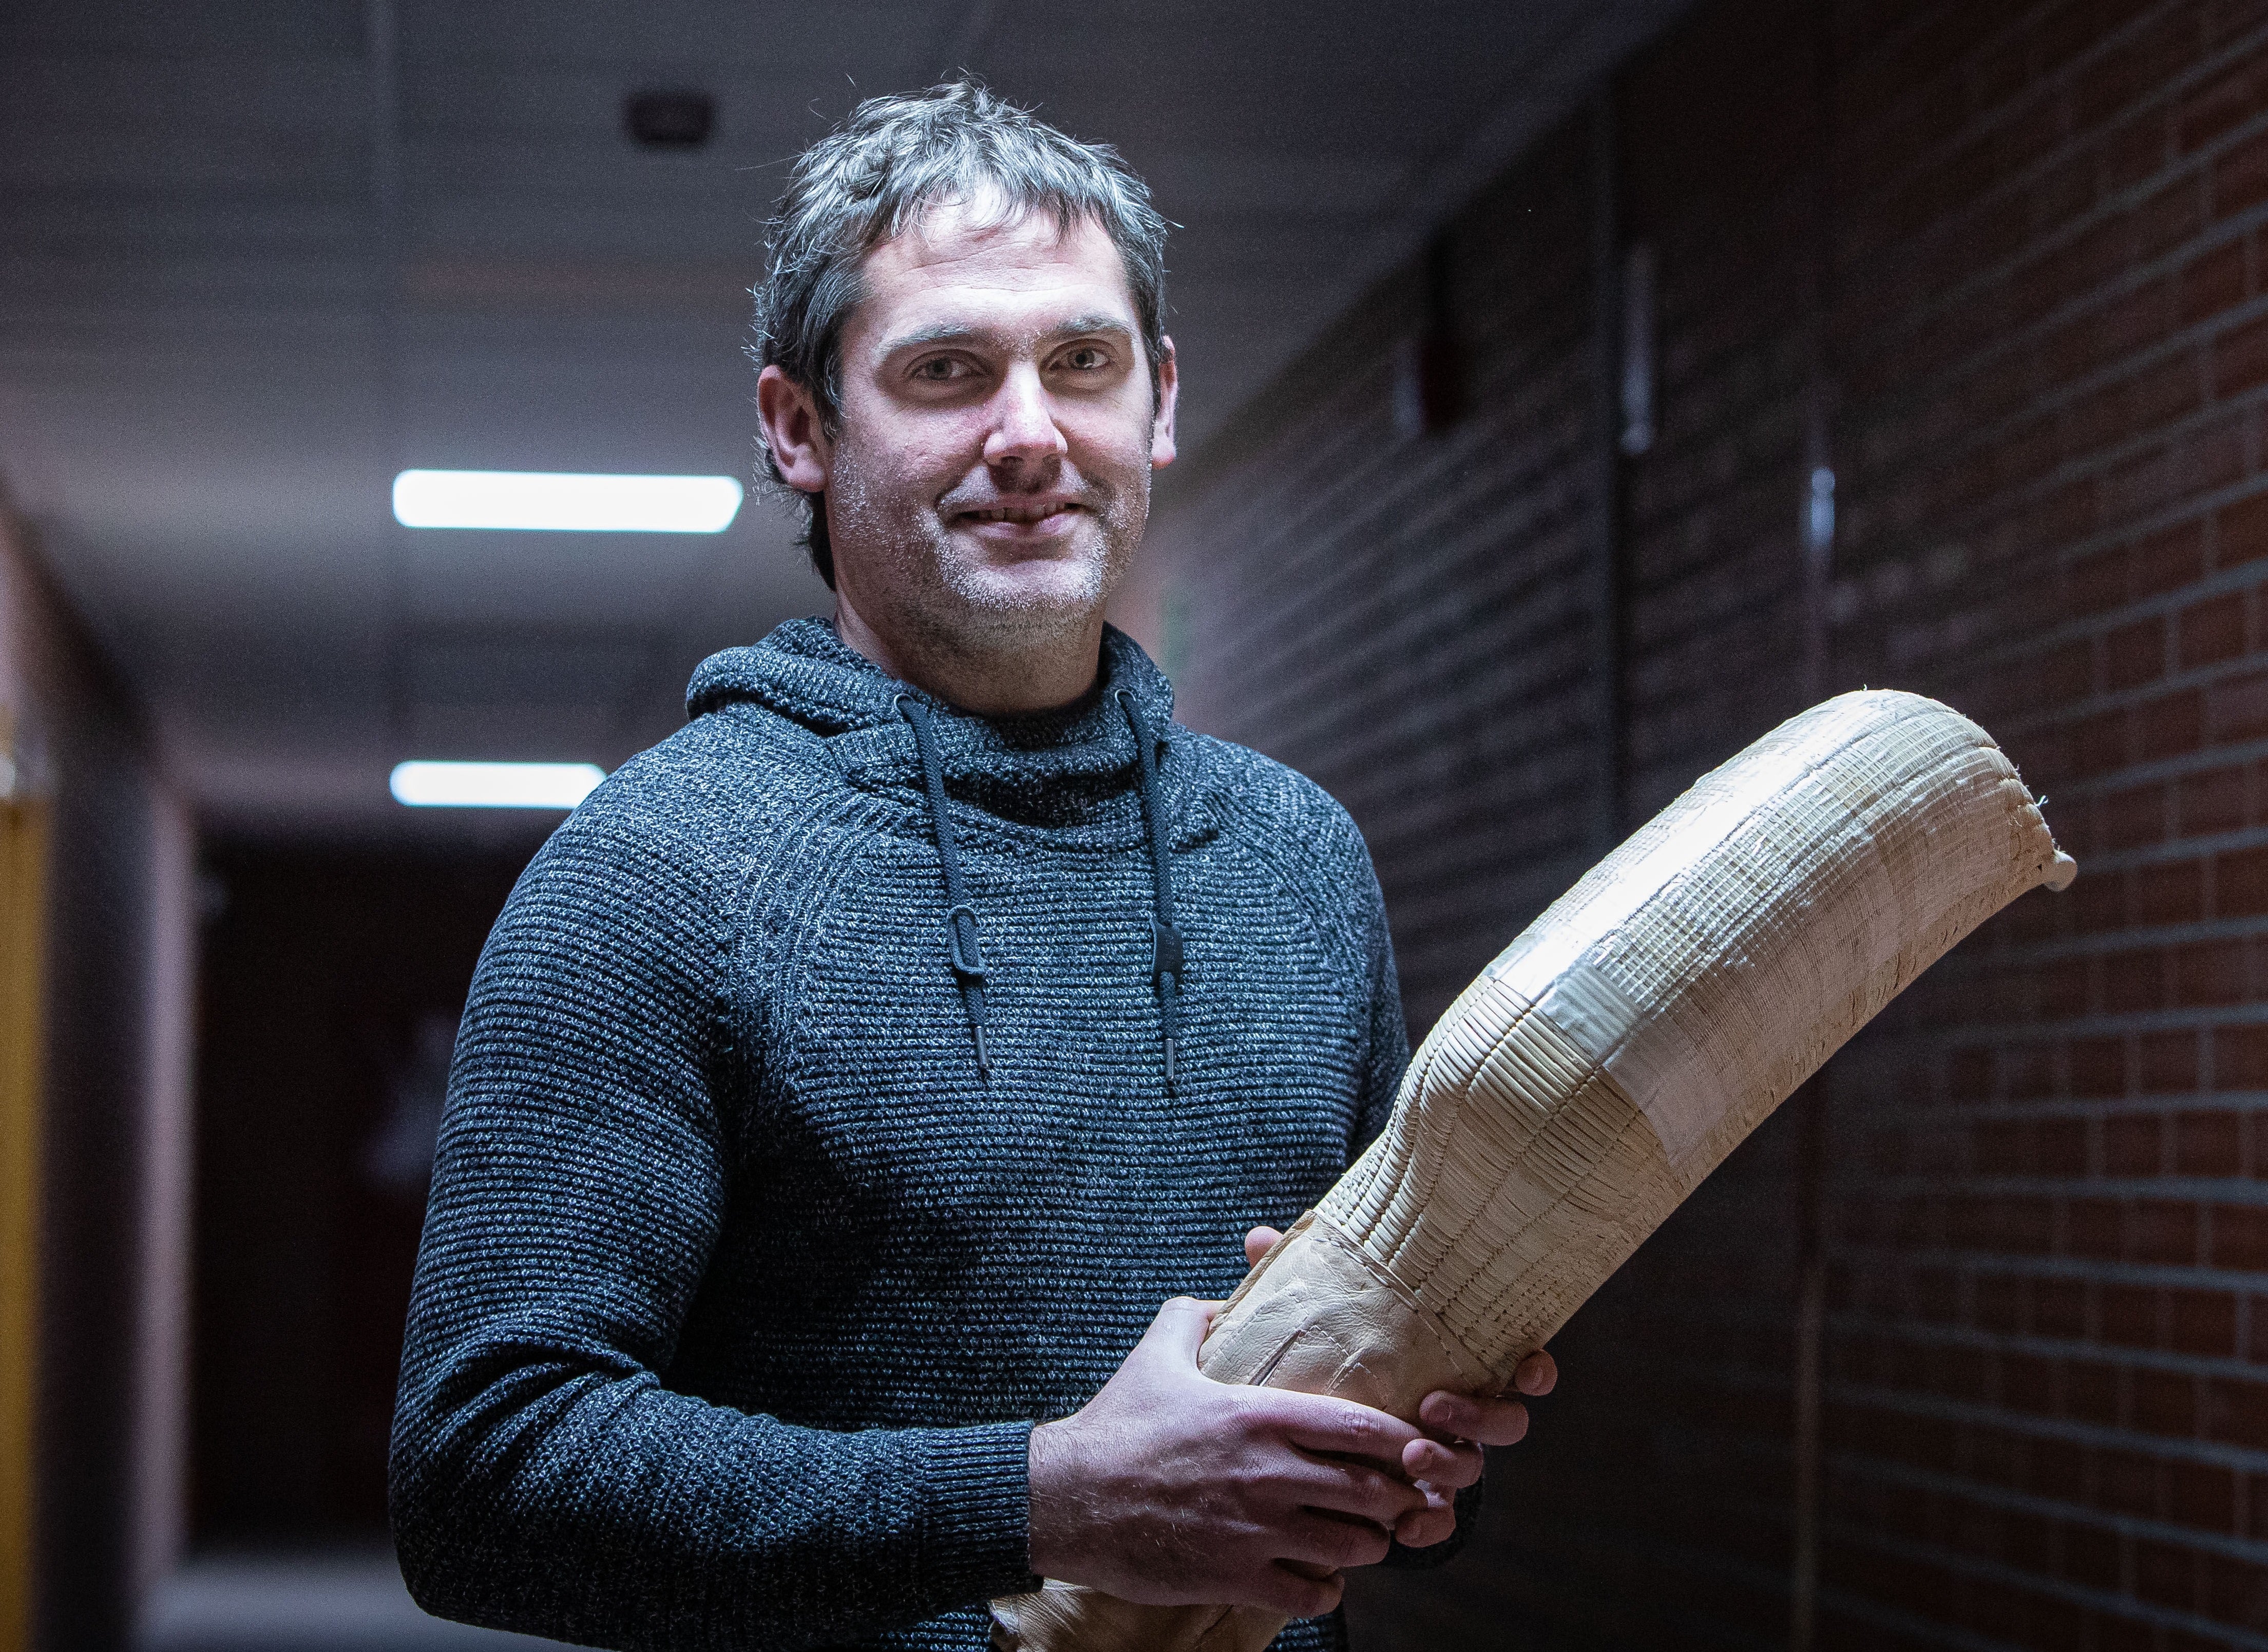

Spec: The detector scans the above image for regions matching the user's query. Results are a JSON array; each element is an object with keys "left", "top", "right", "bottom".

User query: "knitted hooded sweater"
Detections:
[{"left": 391, "top": 618, "right": 1422, "bottom": 1652}]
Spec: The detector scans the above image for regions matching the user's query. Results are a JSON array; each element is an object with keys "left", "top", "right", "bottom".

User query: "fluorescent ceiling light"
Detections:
[
  {"left": 390, "top": 761, "right": 606, "bottom": 810},
  {"left": 392, "top": 470, "right": 743, "bottom": 533}
]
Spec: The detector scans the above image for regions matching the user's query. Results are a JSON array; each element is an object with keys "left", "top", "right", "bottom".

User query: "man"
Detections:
[{"left": 391, "top": 82, "right": 1553, "bottom": 1652}]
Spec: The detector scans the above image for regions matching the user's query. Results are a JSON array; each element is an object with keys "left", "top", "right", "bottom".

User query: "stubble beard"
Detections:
[{"left": 827, "top": 434, "right": 1151, "bottom": 660}]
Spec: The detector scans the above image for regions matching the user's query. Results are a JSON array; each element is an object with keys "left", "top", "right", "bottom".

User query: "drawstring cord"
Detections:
[
  {"left": 895, "top": 696, "right": 992, "bottom": 1078},
  {"left": 895, "top": 689, "right": 1184, "bottom": 1090},
  {"left": 1118, "top": 691, "right": 1185, "bottom": 1091}
]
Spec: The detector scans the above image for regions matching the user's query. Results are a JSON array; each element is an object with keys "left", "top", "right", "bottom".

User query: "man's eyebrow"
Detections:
[
  {"left": 881, "top": 314, "right": 1136, "bottom": 353},
  {"left": 1043, "top": 313, "right": 1135, "bottom": 341}
]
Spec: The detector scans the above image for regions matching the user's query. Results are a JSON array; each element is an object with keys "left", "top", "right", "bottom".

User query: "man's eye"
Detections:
[
  {"left": 1063, "top": 347, "right": 1108, "bottom": 371},
  {"left": 912, "top": 358, "right": 968, "bottom": 382}
]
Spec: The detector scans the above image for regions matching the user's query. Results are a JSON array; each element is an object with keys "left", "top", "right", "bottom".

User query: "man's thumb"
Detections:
[{"left": 1141, "top": 1296, "right": 1216, "bottom": 1366}]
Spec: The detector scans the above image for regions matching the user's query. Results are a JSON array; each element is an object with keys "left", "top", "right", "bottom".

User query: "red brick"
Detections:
[
  {"left": 2178, "top": 234, "right": 2251, "bottom": 325},
  {"left": 2140, "top": 1029, "right": 2203, "bottom": 1090},
  {"left": 2209, "top": 670, "right": 2268, "bottom": 739},
  {"left": 2038, "top": 1279, "right": 2089, "bottom": 1338},
  {"left": 2002, "top": 1350, "right": 2055, "bottom": 1411},
  {"left": 2176, "top": 1108, "right": 2243, "bottom": 1172},
  {"left": 2136, "top": 1535, "right": 2201, "bottom": 1608},
  {"left": 2073, "top": 1360, "right": 2126, "bottom": 1427},
  {"left": 2101, "top": 1444, "right": 2164, "bottom": 1513},
  {"left": 2177, "top": 763, "right": 2247, "bottom": 834},
  {"left": 2100, "top": 781, "right": 2170, "bottom": 850},
  {"left": 2148, "top": 511, "right": 2221, "bottom": 595},
  {"left": 2217, "top": 491, "right": 2268, "bottom": 566},
  {"left": 2213, "top": 1024, "right": 2268, "bottom": 1087},
  {"left": 1975, "top": 1118, "right": 2030, "bottom": 1173},
  {"left": 2070, "top": 706, "right": 2131, "bottom": 777},
  {"left": 2168, "top": 1287, "right": 2238, "bottom": 1354},
  {"left": 2215, "top": 306, "right": 2268, "bottom": 397},
  {"left": 2063, "top": 1519, "right": 2123, "bottom": 1587},
  {"left": 2214, "top": 122, "right": 2268, "bottom": 219},
  {"left": 1159, "top": 0, "right": 2268, "bottom": 1632},
  {"left": 2141, "top": 684, "right": 2207, "bottom": 753},
  {"left": 2107, "top": 947, "right": 2169, "bottom": 1016},
  {"left": 2131, "top": 858, "right": 2204, "bottom": 921},
  {"left": 2039, "top": 957, "right": 2093, "bottom": 1017},
  {"left": 2203, "top": 1553, "right": 2268, "bottom": 1626},
  {"left": 2103, "top": 1282, "right": 2162, "bottom": 1346},
  {"left": 2137, "top": 1364, "right": 2204, "bottom": 1431},
  {"left": 2067, "top": 542, "right": 2137, "bottom": 615},
  {"left": 2180, "top": 51, "right": 2268, "bottom": 153},
  {"left": 2047, "top": 284, "right": 2178, "bottom": 396},
  {"left": 2079, "top": 355, "right": 2210, "bottom": 463},
  {"left": 2069, "top": 1197, "right": 2127, "bottom": 1257},
  {"left": 2168, "top": 1460, "right": 2237, "bottom": 1532},
  {"left": 2072, "top": 1035, "right": 2132, "bottom": 1095},
  {"left": 2105, "top": 1111, "right": 2168, "bottom": 1171},
  {"left": 2178, "top": 938, "right": 2250, "bottom": 1003},
  {"left": 2132, "top": 1199, "right": 2202, "bottom": 1263},
  {"left": 2206, "top": 1376, "right": 2268, "bottom": 1444},
  {"left": 2209, "top": 0, "right": 2268, "bottom": 47},
  {"left": 2104, "top": 616, "right": 2168, "bottom": 691},
  {"left": 2215, "top": 845, "right": 2268, "bottom": 915},
  {"left": 2212, "top": 1203, "right": 2268, "bottom": 1268},
  {"left": 2039, "top": 1116, "right": 2089, "bottom": 1174},
  {"left": 2179, "top": 588, "right": 2249, "bottom": 666}
]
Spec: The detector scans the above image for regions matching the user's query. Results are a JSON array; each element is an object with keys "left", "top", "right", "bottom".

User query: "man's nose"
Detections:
[{"left": 982, "top": 363, "right": 1068, "bottom": 468}]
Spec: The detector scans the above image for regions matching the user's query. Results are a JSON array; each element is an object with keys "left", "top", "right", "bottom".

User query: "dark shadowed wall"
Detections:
[
  {"left": 192, "top": 845, "right": 535, "bottom": 1542},
  {"left": 1140, "top": 0, "right": 2268, "bottom": 1645},
  {"left": 0, "top": 498, "right": 195, "bottom": 1651}
]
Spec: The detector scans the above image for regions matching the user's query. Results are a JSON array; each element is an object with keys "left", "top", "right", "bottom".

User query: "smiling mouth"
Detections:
[{"left": 958, "top": 502, "right": 1080, "bottom": 525}]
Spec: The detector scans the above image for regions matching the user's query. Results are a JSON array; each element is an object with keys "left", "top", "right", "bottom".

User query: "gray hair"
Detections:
[{"left": 749, "top": 80, "right": 1171, "bottom": 587}]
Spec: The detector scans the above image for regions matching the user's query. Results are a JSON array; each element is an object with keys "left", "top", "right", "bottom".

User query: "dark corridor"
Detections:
[{"left": 193, "top": 848, "right": 532, "bottom": 1543}]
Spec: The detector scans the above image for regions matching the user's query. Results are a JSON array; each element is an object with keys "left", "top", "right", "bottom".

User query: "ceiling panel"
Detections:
[{"left": 0, "top": 0, "right": 1692, "bottom": 840}]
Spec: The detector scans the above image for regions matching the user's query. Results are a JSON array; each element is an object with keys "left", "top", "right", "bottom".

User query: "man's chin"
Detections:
[{"left": 944, "top": 555, "right": 1111, "bottom": 623}]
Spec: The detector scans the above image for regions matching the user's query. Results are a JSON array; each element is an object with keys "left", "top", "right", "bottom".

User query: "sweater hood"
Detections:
[{"left": 684, "top": 616, "right": 1183, "bottom": 831}]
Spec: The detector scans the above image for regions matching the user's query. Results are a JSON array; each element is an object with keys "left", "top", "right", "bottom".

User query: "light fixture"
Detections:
[
  {"left": 389, "top": 762, "right": 606, "bottom": 810},
  {"left": 625, "top": 89, "right": 715, "bottom": 149},
  {"left": 391, "top": 470, "right": 743, "bottom": 533}
]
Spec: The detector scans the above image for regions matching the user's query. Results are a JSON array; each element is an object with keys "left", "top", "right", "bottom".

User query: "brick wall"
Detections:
[{"left": 1137, "top": 0, "right": 2268, "bottom": 1645}]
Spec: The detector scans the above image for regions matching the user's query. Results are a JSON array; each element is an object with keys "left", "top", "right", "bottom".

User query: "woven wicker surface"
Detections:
[{"left": 992, "top": 691, "right": 2073, "bottom": 1652}]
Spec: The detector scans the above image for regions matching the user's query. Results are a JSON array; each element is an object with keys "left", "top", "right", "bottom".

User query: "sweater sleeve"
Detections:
[
  {"left": 388, "top": 799, "right": 1037, "bottom": 1650},
  {"left": 1346, "top": 831, "right": 1409, "bottom": 1159}
]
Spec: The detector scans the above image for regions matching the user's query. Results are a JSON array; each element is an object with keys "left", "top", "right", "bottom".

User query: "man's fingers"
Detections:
[
  {"left": 1417, "top": 1390, "right": 1530, "bottom": 1447},
  {"left": 1257, "top": 1562, "right": 1344, "bottom": 1620},
  {"left": 1244, "top": 1225, "right": 1285, "bottom": 1268},
  {"left": 1400, "top": 1435, "right": 1485, "bottom": 1488},
  {"left": 1271, "top": 1393, "right": 1425, "bottom": 1469},
  {"left": 1139, "top": 1296, "right": 1216, "bottom": 1365},
  {"left": 1392, "top": 1504, "right": 1457, "bottom": 1548},
  {"left": 1514, "top": 1349, "right": 1557, "bottom": 1396},
  {"left": 1278, "top": 1510, "right": 1395, "bottom": 1572},
  {"left": 1285, "top": 1456, "right": 1427, "bottom": 1527}
]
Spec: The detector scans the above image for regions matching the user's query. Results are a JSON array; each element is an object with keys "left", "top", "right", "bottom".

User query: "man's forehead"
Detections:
[{"left": 849, "top": 199, "right": 1138, "bottom": 341}]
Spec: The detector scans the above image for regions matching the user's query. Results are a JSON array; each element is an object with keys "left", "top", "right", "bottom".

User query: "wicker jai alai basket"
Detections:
[{"left": 992, "top": 690, "right": 2076, "bottom": 1652}]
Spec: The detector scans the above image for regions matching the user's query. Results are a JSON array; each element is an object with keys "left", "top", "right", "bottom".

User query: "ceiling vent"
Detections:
[{"left": 624, "top": 90, "right": 715, "bottom": 150}]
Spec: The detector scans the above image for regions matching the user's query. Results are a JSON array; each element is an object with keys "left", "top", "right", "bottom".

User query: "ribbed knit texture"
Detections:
[{"left": 390, "top": 619, "right": 1421, "bottom": 1651}]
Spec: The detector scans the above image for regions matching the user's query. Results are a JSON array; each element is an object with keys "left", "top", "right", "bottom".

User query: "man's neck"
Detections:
[{"left": 832, "top": 594, "right": 1105, "bottom": 716}]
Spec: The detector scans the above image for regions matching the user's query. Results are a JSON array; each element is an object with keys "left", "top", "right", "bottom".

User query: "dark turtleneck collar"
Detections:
[{"left": 684, "top": 617, "right": 1184, "bottom": 831}]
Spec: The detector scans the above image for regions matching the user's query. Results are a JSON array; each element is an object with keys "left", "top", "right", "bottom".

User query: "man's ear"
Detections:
[
  {"left": 1150, "top": 336, "right": 1179, "bottom": 470},
  {"left": 757, "top": 365, "right": 832, "bottom": 493}
]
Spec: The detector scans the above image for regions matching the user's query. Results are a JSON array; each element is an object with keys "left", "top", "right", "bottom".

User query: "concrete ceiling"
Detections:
[{"left": 0, "top": 0, "right": 1689, "bottom": 840}]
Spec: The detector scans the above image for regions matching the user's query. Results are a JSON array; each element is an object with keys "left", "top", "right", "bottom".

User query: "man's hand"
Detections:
[
  {"left": 1240, "top": 1225, "right": 1556, "bottom": 1551},
  {"left": 1027, "top": 1297, "right": 1435, "bottom": 1619}
]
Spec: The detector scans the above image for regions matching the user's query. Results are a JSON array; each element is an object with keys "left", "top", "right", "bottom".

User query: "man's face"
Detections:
[{"left": 814, "top": 198, "right": 1177, "bottom": 655}]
